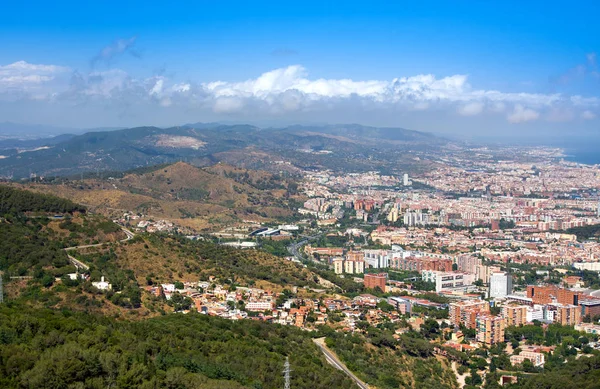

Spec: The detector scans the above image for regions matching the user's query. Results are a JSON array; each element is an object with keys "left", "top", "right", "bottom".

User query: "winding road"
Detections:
[
  {"left": 65, "top": 227, "right": 135, "bottom": 271},
  {"left": 313, "top": 338, "right": 369, "bottom": 389}
]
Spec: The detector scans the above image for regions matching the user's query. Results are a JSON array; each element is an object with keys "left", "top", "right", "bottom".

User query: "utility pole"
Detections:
[
  {"left": 0, "top": 272, "right": 4, "bottom": 304},
  {"left": 283, "top": 357, "right": 291, "bottom": 389}
]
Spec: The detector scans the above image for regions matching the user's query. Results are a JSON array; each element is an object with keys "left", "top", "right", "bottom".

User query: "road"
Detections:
[
  {"left": 313, "top": 338, "right": 369, "bottom": 389},
  {"left": 65, "top": 227, "right": 135, "bottom": 270},
  {"left": 287, "top": 231, "right": 325, "bottom": 262}
]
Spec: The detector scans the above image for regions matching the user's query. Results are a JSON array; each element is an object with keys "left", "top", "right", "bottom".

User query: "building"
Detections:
[
  {"left": 510, "top": 351, "right": 545, "bottom": 367},
  {"left": 245, "top": 301, "right": 274, "bottom": 312},
  {"left": 548, "top": 303, "right": 581, "bottom": 325},
  {"left": 364, "top": 273, "right": 387, "bottom": 291},
  {"left": 579, "top": 298, "right": 600, "bottom": 319},
  {"left": 502, "top": 304, "right": 528, "bottom": 326},
  {"left": 421, "top": 270, "right": 474, "bottom": 293},
  {"left": 344, "top": 258, "right": 365, "bottom": 274},
  {"left": 489, "top": 272, "right": 513, "bottom": 298},
  {"left": 449, "top": 300, "right": 490, "bottom": 329},
  {"left": 526, "top": 305, "right": 545, "bottom": 323},
  {"left": 332, "top": 257, "right": 344, "bottom": 274},
  {"left": 476, "top": 265, "right": 502, "bottom": 284},
  {"left": 456, "top": 255, "right": 482, "bottom": 274},
  {"left": 403, "top": 173, "right": 410, "bottom": 186},
  {"left": 476, "top": 314, "right": 505, "bottom": 345},
  {"left": 92, "top": 276, "right": 112, "bottom": 291},
  {"left": 364, "top": 249, "right": 389, "bottom": 268},
  {"left": 526, "top": 285, "right": 583, "bottom": 305},
  {"left": 575, "top": 323, "right": 600, "bottom": 334},
  {"left": 391, "top": 256, "right": 452, "bottom": 273}
]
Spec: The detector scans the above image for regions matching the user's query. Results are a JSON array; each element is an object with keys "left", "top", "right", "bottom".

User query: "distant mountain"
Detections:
[
  {"left": 0, "top": 134, "right": 76, "bottom": 151},
  {"left": 0, "top": 123, "right": 447, "bottom": 179},
  {"left": 0, "top": 122, "right": 79, "bottom": 140}
]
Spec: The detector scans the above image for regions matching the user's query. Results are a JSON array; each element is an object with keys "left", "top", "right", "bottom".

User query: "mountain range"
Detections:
[{"left": 0, "top": 123, "right": 446, "bottom": 179}]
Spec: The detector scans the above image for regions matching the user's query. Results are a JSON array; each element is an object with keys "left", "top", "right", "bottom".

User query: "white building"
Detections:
[
  {"left": 403, "top": 173, "right": 410, "bottom": 186},
  {"left": 421, "top": 270, "right": 475, "bottom": 292},
  {"left": 574, "top": 262, "right": 600, "bottom": 272},
  {"left": 92, "top": 276, "right": 112, "bottom": 291},
  {"left": 364, "top": 249, "right": 389, "bottom": 268},
  {"left": 245, "top": 301, "right": 274, "bottom": 312},
  {"left": 526, "top": 305, "right": 545, "bottom": 322},
  {"left": 489, "top": 272, "right": 513, "bottom": 298}
]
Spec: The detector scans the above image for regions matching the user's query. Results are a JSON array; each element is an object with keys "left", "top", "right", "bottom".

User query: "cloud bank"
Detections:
[{"left": 0, "top": 60, "right": 598, "bottom": 128}]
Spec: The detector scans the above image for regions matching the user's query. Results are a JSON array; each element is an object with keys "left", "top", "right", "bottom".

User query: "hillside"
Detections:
[
  {"left": 0, "top": 306, "right": 357, "bottom": 389},
  {"left": 0, "top": 123, "right": 446, "bottom": 179},
  {"left": 74, "top": 233, "right": 322, "bottom": 292},
  {"left": 13, "top": 162, "right": 303, "bottom": 230}
]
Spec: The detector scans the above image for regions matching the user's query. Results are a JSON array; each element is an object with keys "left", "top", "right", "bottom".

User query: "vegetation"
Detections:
[
  {"left": 0, "top": 185, "right": 85, "bottom": 215},
  {"left": 512, "top": 354, "right": 600, "bottom": 389},
  {"left": 0, "top": 305, "right": 355, "bottom": 389},
  {"left": 324, "top": 329, "right": 458, "bottom": 389}
]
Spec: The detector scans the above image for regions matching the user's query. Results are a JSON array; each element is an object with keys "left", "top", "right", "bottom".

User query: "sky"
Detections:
[{"left": 1, "top": 0, "right": 599, "bottom": 140}]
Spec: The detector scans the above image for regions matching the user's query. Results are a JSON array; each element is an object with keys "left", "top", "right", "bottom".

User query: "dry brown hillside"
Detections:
[{"left": 16, "top": 162, "right": 304, "bottom": 231}]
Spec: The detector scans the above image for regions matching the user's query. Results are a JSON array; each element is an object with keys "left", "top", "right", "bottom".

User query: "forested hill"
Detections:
[
  {"left": 0, "top": 305, "right": 357, "bottom": 389},
  {"left": 0, "top": 185, "right": 85, "bottom": 215}
]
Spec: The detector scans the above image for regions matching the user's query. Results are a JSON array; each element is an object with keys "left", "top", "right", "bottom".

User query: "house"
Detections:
[{"left": 92, "top": 276, "right": 112, "bottom": 291}]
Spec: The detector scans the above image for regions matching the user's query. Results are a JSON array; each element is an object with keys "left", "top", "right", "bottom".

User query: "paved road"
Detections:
[
  {"left": 67, "top": 254, "right": 90, "bottom": 271},
  {"left": 65, "top": 227, "right": 135, "bottom": 270},
  {"left": 287, "top": 232, "right": 325, "bottom": 262},
  {"left": 313, "top": 338, "right": 369, "bottom": 389}
]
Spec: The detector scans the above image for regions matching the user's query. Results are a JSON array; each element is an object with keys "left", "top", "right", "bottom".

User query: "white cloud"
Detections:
[
  {"left": 0, "top": 61, "right": 69, "bottom": 89},
  {"left": 582, "top": 110, "right": 597, "bottom": 120},
  {"left": 507, "top": 105, "right": 540, "bottom": 123},
  {"left": 458, "top": 101, "right": 485, "bottom": 116},
  {"left": 1, "top": 62, "right": 599, "bottom": 125}
]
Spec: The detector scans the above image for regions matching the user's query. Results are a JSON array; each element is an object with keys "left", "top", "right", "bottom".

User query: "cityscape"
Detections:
[{"left": 1, "top": 1, "right": 600, "bottom": 389}]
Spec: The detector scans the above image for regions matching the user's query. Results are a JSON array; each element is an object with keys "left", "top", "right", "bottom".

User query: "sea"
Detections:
[{"left": 551, "top": 140, "right": 600, "bottom": 165}]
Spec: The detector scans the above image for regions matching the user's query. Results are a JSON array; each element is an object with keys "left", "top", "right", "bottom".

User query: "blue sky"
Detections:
[{"left": 0, "top": 1, "right": 599, "bottom": 138}]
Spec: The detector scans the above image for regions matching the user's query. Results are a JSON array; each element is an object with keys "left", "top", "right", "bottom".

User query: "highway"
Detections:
[
  {"left": 65, "top": 227, "right": 135, "bottom": 270},
  {"left": 313, "top": 338, "right": 369, "bottom": 389}
]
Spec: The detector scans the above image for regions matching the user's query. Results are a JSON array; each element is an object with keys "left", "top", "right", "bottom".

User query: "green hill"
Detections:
[{"left": 0, "top": 305, "right": 357, "bottom": 389}]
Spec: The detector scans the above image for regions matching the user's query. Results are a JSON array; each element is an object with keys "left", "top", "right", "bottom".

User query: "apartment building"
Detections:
[
  {"left": 476, "top": 314, "right": 506, "bottom": 345},
  {"left": 364, "top": 273, "right": 387, "bottom": 291},
  {"left": 526, "top": 285, "right": 583, "bottom": 305},
  {"left": 502, "top": 304, "right": 528, "bottom": 326},
  {"left": 510, "top": 351, "right": 545, "bottom": 367},
  {"left": 489, "top": 272, "right": 513, "bottom": 298},
  {"left": 449, "top": 300, "right": 490, "bottom": 329}
]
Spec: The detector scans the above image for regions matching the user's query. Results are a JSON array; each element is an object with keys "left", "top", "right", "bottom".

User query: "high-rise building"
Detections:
[
  {"left": 489, "top": 272, "right": 513, "bottom": 298},
  {"left": 449, "top": 300, "right": 490, "bottom": 329},
  {"left": 403, "top": 173, "right": 410, "bottom": 186},
  {"left": 476, "top": 314, "right": 505, "bottom": 345},
  {"left": 333, "top": 258, "right": 344, "bottom": 274}
]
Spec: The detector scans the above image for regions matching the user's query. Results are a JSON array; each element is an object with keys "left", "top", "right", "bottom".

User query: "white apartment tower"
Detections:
[{"left": 489, "top": 272, "right": 513, "bottom": 298}]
